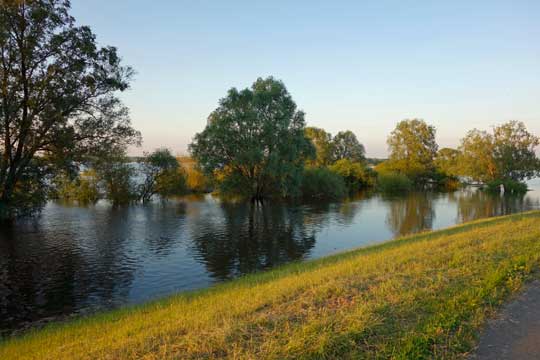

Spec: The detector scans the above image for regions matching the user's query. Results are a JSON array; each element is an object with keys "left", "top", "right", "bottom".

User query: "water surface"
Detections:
[{"left": 1, "top": 180, "right": 539, "bottom": 335}]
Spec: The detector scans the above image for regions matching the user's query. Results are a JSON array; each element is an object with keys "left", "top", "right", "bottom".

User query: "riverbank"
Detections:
[{"left": 1, "top": 211, "right": 540, "bottom": 359}]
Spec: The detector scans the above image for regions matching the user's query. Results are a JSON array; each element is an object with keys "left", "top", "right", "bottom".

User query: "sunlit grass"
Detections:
[{"left": 2, "top": 211, "right": 540, "bottom": 359}]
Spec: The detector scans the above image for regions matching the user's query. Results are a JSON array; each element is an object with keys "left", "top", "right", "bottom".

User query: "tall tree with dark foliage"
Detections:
[{"left": 0, "top": 0, "right": 140, "bottom": 219}]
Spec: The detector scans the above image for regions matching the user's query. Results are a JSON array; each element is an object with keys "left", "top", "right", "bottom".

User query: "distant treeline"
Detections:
[
  {"left": 1, "top": 0, "right": 538, "bottom": 220},
  {"left": 52, "top": 78, "right": 540, "bottom": 206},
  {"left": 187, "top": 77, "right": 540, "bottom": 201}
]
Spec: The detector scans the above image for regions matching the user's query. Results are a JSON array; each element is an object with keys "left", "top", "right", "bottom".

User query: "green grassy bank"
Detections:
[{"left": 2, "top": 211, "right": 540, "bottom": 359}]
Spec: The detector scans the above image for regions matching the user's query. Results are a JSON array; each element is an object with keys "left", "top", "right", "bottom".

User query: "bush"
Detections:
[
  {"left": 485, "top": 179, "right": 528, "bottom": 194},
  {"left": 329, "top": 159, "right": 376, "bottom": 190},
  {"left": 377, "top": 172, "right": 413, "bottom": 194},
  {"left": 178, "top": 157, "right": 211, "bottom": 193},
  {"left": 431, "top": 170, "right": 462, "bottom": 192},
  {"left": 301, "top": 168, "right": 346, "bottom": 200},
  {"left": 53, "top": 170, "right": 100, "bottom": 204}
]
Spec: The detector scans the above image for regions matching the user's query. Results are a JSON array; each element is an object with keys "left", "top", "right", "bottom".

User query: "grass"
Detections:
[{"left": 2, "top": 211, "right": 540, "bottom": 359}]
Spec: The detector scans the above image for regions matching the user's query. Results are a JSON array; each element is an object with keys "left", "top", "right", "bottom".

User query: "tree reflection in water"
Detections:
[
  {"left": 452, "top": 188, "right": 539, "bottom": 223},
  {"left": 189, "top": 201, "right": 319, "bottom": 281},
  {"left": 384, "top": 192, "right": 435, "bottom": 237}
]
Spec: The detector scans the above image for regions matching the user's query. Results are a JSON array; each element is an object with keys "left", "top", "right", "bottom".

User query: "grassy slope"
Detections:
[{"left": 2, "top": 211, "right": 540, "bottom": 359}]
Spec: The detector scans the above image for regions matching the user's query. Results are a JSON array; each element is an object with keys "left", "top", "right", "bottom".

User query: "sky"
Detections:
[{"left": 70, "top": 0, "right": 540, "bottom": 157}]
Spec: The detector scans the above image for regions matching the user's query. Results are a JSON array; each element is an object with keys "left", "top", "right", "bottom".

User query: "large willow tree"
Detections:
[
  {"left": 0, "top": 0, "right": 140, "bottom": 218},
  {"left": 190, "top": 77, "right": 314, "bottom": 201}
]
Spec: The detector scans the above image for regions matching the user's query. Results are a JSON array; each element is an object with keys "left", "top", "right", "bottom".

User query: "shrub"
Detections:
[
  {"left": 301, "top": 168, "right": 346, "bottom": 200},
  {"left": 485, "top": 179, "right": 528, "bottom": 194},
  {"left": 377, "top": 172, "right": 413, "bottom": 194},
  {"left": 53, "top": 170, "right": 100, "bottom": 204},
  {"left": 179, "top": 157, "right": 211, "bottom": 193},
  {"left": 329, "top": 159, "right": 376, "bottom": 190},
  {"left": 431, "top": 170, "right": 462, "bottom": 191}
]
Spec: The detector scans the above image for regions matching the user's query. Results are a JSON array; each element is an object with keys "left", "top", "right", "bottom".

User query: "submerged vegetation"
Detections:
[{"left": 1, "top": 211, "right": 540, "bottom": 359}]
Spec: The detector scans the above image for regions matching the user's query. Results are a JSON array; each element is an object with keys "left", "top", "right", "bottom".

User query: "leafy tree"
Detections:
[
  {"left": 434, "top": 148, "right": 461, "bottom": 177},
  {"left": 458, "top": 121, "right": 539, "bottom": 183},
  {"left": 0, "top": 0, "right": 140, "bottom": 219},
  {"left": 305, "top": 127, "right": 334, "bottom": 167},
  {"left": 53, "top": 169, "right": 99, "bottom": 204},
  {"left": 492, "top": 121, "right": 540, "bottom": 181},
  {"left": 458, "top": 130, "right": 496, "bottom": 183},
  {"left": 94, "top": 152, "right": 136, "bottom": 205},
  {"left": 189, "top": 77, "right": 315, "bottom": 201},
  {"left": 139, "top": 148, "right": 185, "bottom": 202},
  {"left": 385, "top": 119, "right": 438, "bottom": 182},
  {"left": 329, "top": 159, "right": 375, "bottom": 189},
  {"left": 332, "top": 130, "right": 365, "bottom": 163},
  {"left": 301, "top": 167, "right": 346, "bottom": 200}
]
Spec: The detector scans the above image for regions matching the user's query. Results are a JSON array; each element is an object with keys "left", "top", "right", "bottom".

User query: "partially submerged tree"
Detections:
[
  {"left": 329, "top": 159, "right": 375, "bottom": 190},
  {"left": 384, "top": 119, "right": 438, "bottom": 182},
  {"left": 138, "top": 148, "right": 185, "bottom": 202},
  {"left": 0, "top": 0, "right": 140, "bottom": 218},
  {"left": 492, "top": 121, "right": 540, "bottom": 182},
  {"left": 190, "top": 77, "right": 315, "bottom": 201},
  {"left": 458, "top": 121, "right": 539, "bottom": 183},
  {"left": 93, "top": 151, "right": 136, "bottom": 205}
]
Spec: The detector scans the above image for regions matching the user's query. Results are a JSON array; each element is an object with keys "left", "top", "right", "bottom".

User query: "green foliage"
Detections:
[
  {"left": 54, "top": 170, "right": 100, "bottom": 204},
  {"left": 492, "top": 121, "right": 540, "bottom": 181},
  {"left": 434, "top": 148, "right": 462, "bottom": 177},
  {"left": 485, "top": 179, "right": 528, "bottom": 195},
  {"left": 0, "top": 159, "right": 48, "bottom": 219},
  {"left": 155, "top": 169, "right": 186, "bottom": 199},
  {"left": 332, "top": 130, "right": 366, "bottom": 163},
  {"left": 431, "top": 170, "right": 461, "bottom": 191},
  {"left": 189, "top": 77, "right": 315, "bottom": 200},
  {"left": 386, "top": 119, "right": 438, "bottom": 183},
  {"left": 0, "top": 0, "right": 140, "bottom": 219},
  {"left": 458, "top": 130, "right": 498, "bottom": 183},
  {"left": 329, "top": 159, "right": 376, "bottom": 190},
  {"left": 377, "top": 172, "right": 413, "bottom": 194},
  {"left": 459, "top": 121, "right": 540, "bottom": 183},
  {"left": 300, "top": 168, "right": 346, "bottom": 200},
  {"left": 305, "top": 127, "right": 335, "bottom": 167},
  {"left": 139, "top": 149, "right": 185, "bottom": 202},
  {"left": 94, "top": 153, "right": 137, "bottom": 205}
]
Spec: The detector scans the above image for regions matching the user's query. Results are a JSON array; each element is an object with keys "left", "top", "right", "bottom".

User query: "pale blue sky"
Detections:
[{"left": 71, "top": 0, "right": 540, "bottom": 157}]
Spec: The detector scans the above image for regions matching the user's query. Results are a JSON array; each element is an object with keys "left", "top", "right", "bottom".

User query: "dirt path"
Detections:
[{"left": 471, "top": 281, "right": 540, "bottom": 359}]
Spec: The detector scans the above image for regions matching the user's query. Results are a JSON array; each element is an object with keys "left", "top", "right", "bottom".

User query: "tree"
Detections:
[
  {"left": 329, "top": 158, "right": 375, "bottom": 189},
  {"left": 434, "top": 148, "right": 461, "bottom": 177},
  {"left": 459, "top": 121, "right": 540, "bottom": 183},
  {"left": 138, "top": 148, "right": 185, "bottom": 202},
  {"left": 458, "top": 130, "right": 496, "bottom": 183},
  {"left": 305, "top": 126, "right": 334, "bottom": 167},
  {"left": 94, "top": 151, "right": 136, "bottom": 205},
  {"left": 189, "top": 77, "right": 314, "bottom": 201},
  {"left": 0, "top": 0, "right": 140, "bottom": 218},
  {"left": 385, "top": 119, "right": 438, "bottom": 182},
  {"left": 492, "top": 121, "right": 540, "bottom": 182},
  {"left": 332, "top": 130, "right": 365, "bottom": 163}
]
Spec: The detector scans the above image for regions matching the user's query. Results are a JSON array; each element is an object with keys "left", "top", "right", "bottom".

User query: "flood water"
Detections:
[{"left": 1, "top": 179, "right": 539, "bottom": 335}]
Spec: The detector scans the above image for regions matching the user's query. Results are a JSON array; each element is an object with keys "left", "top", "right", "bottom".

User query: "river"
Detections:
[{"left": 1, "top": 179, "right": 539, "bottom": 335}]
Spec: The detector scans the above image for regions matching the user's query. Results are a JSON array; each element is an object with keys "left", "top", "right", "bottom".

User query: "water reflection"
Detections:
[
  {"left": 0, "top": 182, "right": 539, "bottom": 335},
  {"left": 385, "top": 192, "right": 435, "bottom": 237},
  {"left": 189, "top": 202, "right": 317, "bottom": 280},
  {"left": 452, "top": 188, "right": 540, "bottom": 223}
]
